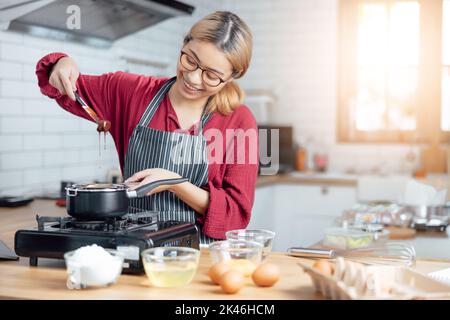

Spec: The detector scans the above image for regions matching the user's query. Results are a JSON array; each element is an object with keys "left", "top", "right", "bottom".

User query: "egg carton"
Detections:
[{"left": 298, "top": 258, "right": 450, "bottom": 300}]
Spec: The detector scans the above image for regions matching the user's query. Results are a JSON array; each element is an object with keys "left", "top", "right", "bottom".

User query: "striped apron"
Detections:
[{"left": 123, "top": 77, "right": 216, "bottom": 244}]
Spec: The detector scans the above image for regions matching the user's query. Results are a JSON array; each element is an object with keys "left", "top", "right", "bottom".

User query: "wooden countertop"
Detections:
[
  {"left": 0, "top": 252, "right": 320, "bottom": 300},
  {"left": 257, "top": 173, "right": 450, "bottom": 193},
  {"left": 1, "top": 200, "right": 450, "bottom": 300}
]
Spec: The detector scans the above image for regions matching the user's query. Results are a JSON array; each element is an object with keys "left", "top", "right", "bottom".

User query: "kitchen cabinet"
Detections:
[
  {"left": 272, "top": 184, "right": 357, "bottom": 217},
  {"left": 250, "top": 183, "right": 357, "bottom": 250},
  {"left": 248, "top": 186, "right": 275, "bottom": 230}
]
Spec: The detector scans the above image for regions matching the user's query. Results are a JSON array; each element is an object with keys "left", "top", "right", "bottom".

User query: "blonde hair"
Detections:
[{"left": 183, "top": 11, "right": 253, "bottom": 115}]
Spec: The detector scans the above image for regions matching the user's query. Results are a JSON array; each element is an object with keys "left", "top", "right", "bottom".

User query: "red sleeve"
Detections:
[
  {"left": 201, "top": 108, "right": 259, "bottom": 239},
  {"left": 36, "top": 52, "right": 68, "bottom": 99},
  {"left": 36, "top": 52, "right": 127, "bottom": 125}
]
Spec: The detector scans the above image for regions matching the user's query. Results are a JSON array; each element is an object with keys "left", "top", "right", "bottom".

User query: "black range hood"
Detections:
[{"left": 0, "top": 0, "right": 194, "bottom": 47}]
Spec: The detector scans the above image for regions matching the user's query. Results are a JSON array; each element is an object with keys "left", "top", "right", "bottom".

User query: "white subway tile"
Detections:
[
  {"left": 23, "top": 167, "right": 61, "bottom": 185},
  {"left": 78, "top": 120, "right": 98, "bottom": 132},
  {"left": 62, "top": 165, "right": 97, "bottom": 181},
  {"left": 0, "top": 61, "right": 22, "bottom": 80},
  {"left": 23, "top": 134, "right": 63, "bottom": 150},
  {"left": 2, "top": 185, "right": 43, "bottom": 197},
  {"left": 22, "top": 63, "right": 36, "bottom": 81},
  {"left": 76, "top": 56, "right": 115, "bottom": 72},
  {"left": 1, "top": 151, "right": 43, "bottom": 170},
  {"left": 78, "top": 147, "right": 116, "bottom": 164},
  {"left": 23, "top": 34, "right": 67, "bottom": 50},
  {"left": 0, "top": 170, "right": 23, "bottom": 189},
  {"left": 63, "top": 133, "right": 100, "bottom": 148},
  {"left": 44, "top": 150, "right": 80, "bottom": 167},
  {"left": 0, "top": 135, "right": 23, "bottom": 152},
  {"left": 43, "top": 117, "right": 80, "bottom": 132},
  {"left": 0, "top": 98, "right": 22, "bottom": 115},
  {"left": 22, "top": 98, "right": 66, "bottom": 116},
  {"left": 0, "top": 80, "right": 41, "bottom": 98},
  {"left": 0, "top": 43, "right": 46, "bottom": 64},
  {"left": 0, "top": 31, "right": 23, "bottom": 44},
  {"left": 1, "top": 117, "right": 43, "bottom": 133}
]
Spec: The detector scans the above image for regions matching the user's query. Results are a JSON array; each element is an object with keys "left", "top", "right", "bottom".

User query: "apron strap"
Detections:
[
  {"left": 138, "top": 76, "right": 213, "bottom": 131},
  {"left": 201, "top": 111, "right": 213, "bottom": 129},
  {"left": 138, "top": 77, "right": 177, "bottom": 127}
]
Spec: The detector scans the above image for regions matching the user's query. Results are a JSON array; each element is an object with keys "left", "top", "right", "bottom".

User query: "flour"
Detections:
[
  {"left": 71, "top": 244, "right": 116, "bottom": 265},
  {"left": 65, "top": 244, "right": 123, "bottom": 288}
]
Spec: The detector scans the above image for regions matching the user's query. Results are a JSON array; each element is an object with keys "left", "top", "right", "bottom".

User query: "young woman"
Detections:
[{"left": 35, "top": 11, "right": 258, "bottom": 243}]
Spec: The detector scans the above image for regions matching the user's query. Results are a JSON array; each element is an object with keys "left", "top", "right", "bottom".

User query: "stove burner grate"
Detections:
[{"left": 36, "top": 210, "right": 159, "bottom": 232}]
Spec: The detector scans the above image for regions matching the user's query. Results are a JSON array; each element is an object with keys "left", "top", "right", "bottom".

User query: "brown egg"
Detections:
[
  {"left": 312, "top": 260, "right": 334, "bottom": 276},
  {"left": 208, "top": 262, "right": 231, "bottom": 285},
  {"left": 251, "top": 263, "right": 280, "bottom": 287},
  {"left": 220, "top": 270, "right": 244, "bottom": 294},
  {"left": 226, "top": 259, "right": 257, "bottom": 277}
]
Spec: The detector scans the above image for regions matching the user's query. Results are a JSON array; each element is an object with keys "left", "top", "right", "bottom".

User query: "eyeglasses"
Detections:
[{"left": 179, "top": 51, "right": 230, "bottom": 87}]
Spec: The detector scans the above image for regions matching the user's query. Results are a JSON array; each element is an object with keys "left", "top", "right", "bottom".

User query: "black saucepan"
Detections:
[{"left": 66, "top": 177, "right": 188, "bottom": 220}]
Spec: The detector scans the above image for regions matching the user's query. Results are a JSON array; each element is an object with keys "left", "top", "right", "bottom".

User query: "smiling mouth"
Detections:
[{"left": 182, "top": 77, "right": 203, "bottom": 92}]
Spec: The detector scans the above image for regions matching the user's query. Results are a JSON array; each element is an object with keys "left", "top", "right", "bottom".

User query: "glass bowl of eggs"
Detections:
[
  {"left": 209, "top": 239, "right": 263, "bottom": 277},
  {"left": 225, "top": 229, "right": 275, "bottom": 260},
  {"left": 141, "top": 247, "right": 200, "bottom": 287}
]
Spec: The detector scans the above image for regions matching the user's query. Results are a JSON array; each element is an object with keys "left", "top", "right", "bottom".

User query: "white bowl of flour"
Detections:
[{"left": 64, "top": 244, "right": 124, "bottom": 289}]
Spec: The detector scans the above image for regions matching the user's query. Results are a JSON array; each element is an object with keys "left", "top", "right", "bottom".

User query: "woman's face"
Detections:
[{"left": 175, "top": 39, "right": 234, "bottom": 100}]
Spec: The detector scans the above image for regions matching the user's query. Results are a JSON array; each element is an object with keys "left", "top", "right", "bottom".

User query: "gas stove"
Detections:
[{"left": 14, "top": 211, "right": 199, "bottom": 273}]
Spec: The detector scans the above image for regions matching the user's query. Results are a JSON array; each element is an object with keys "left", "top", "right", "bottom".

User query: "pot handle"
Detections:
[{"left": 126, "top": 177, "right": 189, "bottom": 198}]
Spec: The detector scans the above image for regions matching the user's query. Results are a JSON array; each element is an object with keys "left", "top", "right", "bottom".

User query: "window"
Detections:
[{"left": 338, "top": 0, "right": 450, "bottom": 143}]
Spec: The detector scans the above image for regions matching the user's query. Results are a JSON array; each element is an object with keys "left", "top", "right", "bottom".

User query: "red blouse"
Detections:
[{"left": 36, "top": 52, "right": 259, "bottom": 239}]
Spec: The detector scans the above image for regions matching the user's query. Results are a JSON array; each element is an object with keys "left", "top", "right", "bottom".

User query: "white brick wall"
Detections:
[
  {"left": 1, "top": 117, "right": 43, "bottom": 133},
  {"left": 0, "top": 135, "right": 22, "bottom": 152},
  {"left": 0, "top": 0, "right": 225, "bottom": 196},
  {"left": 1, "top": 151, "right": 43, "bottom": 170},
  {"left": 0, "top": 61, "right": 22, "bottom": 80},
  {"left": 43, "top": 150, "right": 80, "bottom": 167},
  {"left": 0, "top": 98, "right": 22, "bottom": 115},
  {"left": 230, "top": 0, "right": 421, "bottom": 175},
  {"left": 23, "top": 134, "right": 63, "bottom": 150},
  {"left": 0, "top": 170, "right": 23, "bottom": 189}
]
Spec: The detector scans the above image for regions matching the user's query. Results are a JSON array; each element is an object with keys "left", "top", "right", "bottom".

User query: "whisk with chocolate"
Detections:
[
  {"left": 74, "top": 92, "right": 111, "bottom": 133},
  {"left": 74, "top": 92, "right": 111, "bottom": 155},
  {"left": 96, "top": 119, "right": 111, "bottom": 132}
]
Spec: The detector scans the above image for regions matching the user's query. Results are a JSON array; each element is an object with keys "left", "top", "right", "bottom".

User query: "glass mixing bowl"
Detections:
[
  {"left": 209, "top": 239, "right": 263, "bottom": 277},
  {"left": 225, "top": 229, "right": 276, "bottom": 259},
  {"left": 141, "top": 247, "right": 200, "bottom": 287}
]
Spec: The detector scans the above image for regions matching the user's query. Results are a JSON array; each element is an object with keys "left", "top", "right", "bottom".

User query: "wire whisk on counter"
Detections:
[{"left": 287, "top": 241, "right": 416, "bottom": 267}]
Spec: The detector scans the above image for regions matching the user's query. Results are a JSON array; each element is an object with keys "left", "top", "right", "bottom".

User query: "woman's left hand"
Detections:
[{"left": 124, "top": 168, "right": 182, "bottom": 195}]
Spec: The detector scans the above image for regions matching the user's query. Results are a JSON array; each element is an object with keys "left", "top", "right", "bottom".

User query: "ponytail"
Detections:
[{"left": 207, "top": 81, "right": 244, "bottom": 115}]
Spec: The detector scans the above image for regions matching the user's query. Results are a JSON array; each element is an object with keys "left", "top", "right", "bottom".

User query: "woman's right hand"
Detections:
[{"left": 49, "top": 56, "right": 79, "bottom": 101}]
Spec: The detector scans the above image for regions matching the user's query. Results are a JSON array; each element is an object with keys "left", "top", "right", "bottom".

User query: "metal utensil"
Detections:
[
  {"left": 287, "top": 241, "right": 416, "bottom": 267},
  {"left": 74, "top": 92, "right": 111, "bottom": 132}
]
